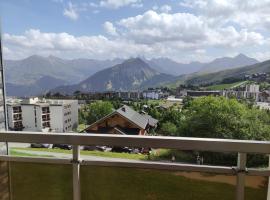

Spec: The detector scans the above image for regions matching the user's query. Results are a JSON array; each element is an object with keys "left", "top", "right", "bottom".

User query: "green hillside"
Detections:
[
  {"left": 205, "top": 81, "right": 246, "bottom": 90},
  {"left": 168, "top": 59, "right": 270, "bottom": 87}
]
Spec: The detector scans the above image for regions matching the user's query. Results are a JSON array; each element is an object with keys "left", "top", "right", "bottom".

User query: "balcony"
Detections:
[
  {"left": 42, "top": 116, "right": 51, "bottom": 121},
  {"left": 13, "top": 109, "right": 22, "bottom": 114},
  {"left": 42, "top": 107, "right": 50, "bottom": 114},
  {"left": 13, "top": 116, "right": 22, "bottom": 121},
  {"left": 0, "top": 132, "right": 270, "bottom": 200}
]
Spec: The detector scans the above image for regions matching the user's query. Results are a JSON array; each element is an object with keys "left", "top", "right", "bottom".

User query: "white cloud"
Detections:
[
  {"left": 160, "top": 5, "right": 172, "bottom": 13},
  {"left": 103, "top": 21, "right": 118, "bottom": 36},
  {"left": 63, "top": 2, "right": 79, "bottom": 20},
  {"left": 3, "top": 7, "right": 270, "bottom": 62},
  {"left": 152, "top": 5, "right": 158, "bottom": 10},
  {"left": 131, "top": 3, "right": 143, "bottom": 8},
  {"left": 3, "top": 29, "right": 155, "bottom": 60},
  {"left": 250, "top": 51, "right": 270, "bottom": 62},
  {"left": 180, "top": 0, "right": 270, "bottom": 30},
  {"left": 118, "top": 11, "right": 207, "bottom": 44},
  {"left": 116, "top": 10, "right": 266, "bottom": 48},
  {"left": 151, "top": 4, "right": 171, "bottom": 13},
  {"left": 100, "top": 0, "right": 142, "bottom": 9}
]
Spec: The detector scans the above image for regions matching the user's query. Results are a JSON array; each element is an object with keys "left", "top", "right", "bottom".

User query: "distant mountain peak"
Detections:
[
  {"left": 199, "top": 54, "right": 258, "bottom": 73},
  {"left": 52, "top": 58, "right": 175, "bottom": 94},
  {"left": 123, "top": 57, "right": 145, "bottom": 64},
  {"left": 235, "top": 53, "right": 248, "bottom": 58},
  {"left": 47, "top": 55, "right": 61, "bottom": 59},
  {"left": 25, "top": 54, "right": 45, "bottom": 60}
]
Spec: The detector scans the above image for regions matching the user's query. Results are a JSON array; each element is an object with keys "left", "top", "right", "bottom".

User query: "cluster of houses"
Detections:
[
  {"left": 245, "top": 73, "right": 268, "bottom": 82},
  {"left": 7, "top": 82, "right": 270, "bottom": 136},
  {"left": 176, "top": 83, "right": 270, "bottom": 110},
  {"left": 74, "top": 88, "right": 169, "bottom": 101},
  {"left": 6, "top": 96, "right": 159, "bottom": 138}
]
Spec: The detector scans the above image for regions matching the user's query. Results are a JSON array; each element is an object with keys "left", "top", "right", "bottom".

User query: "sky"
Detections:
[{"left": 1, "top": 0, "right": 270, "bottom": 63}]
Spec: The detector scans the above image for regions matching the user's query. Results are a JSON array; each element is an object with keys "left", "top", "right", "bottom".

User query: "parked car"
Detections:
[
  {"left": 83, "top": 145, "right": 96, "bottom": 151},
  {"left": 140, "top": 147, "right": 151, "bottom": 154},
  {"left": 30, "top": 143, "right": 50, "bottom": 148},
  {"left": 111, "top": 146, "right": 132, "bottom": 153},
  {"left": 96, "top": 146, "right": 107, "bottom": 152},
  {"left": 52, "top": 144, "right": 72, "bottom": 150},
  {"left": 132, "top": 148, "right": 140, "bottom": 154}
]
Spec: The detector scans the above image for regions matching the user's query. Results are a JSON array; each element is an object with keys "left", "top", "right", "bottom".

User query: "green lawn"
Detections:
[
  {"left": 205, "top": 81, "right": 245, "bottom": 90},
  {"left": 10, "top": 149, "right": 53, "bottom": 157},
  {"left": 11, "top": 147, "right": 148, "bottom": 160},
  {"left": 10, "top": 163, "right": 267, "bottom": 200}
]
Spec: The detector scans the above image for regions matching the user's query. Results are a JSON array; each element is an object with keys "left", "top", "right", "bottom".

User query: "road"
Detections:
[
  {"left": 11, "top": 148, "right": 160, "bottom": 164},
  {"left": 230, "top": 81, "right": 247, "bottom": 89}
]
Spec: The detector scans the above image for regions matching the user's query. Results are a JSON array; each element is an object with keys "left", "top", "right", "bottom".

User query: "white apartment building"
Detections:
[
  {"left": 7, "top": 103, "right": 23, "bottom": 131},
  {"left": 246, "top": 84, "right": 260, "bottom": 93},
  {"left": 143, "top": 89, "right": 164, "bottom": 100},
  {"left": 7, "top": 98, "right": 78, "bottom": 132}
]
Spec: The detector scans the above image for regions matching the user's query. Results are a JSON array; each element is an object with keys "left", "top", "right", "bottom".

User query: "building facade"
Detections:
[
  {"left": 7, "top": 98, "right": 78, "bottom": 133},
  {"left": 7, "top": 104, "right": 23, "bottom": 131}
]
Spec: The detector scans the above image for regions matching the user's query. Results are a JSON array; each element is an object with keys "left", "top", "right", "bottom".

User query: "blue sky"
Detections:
[{"left": 1, "top": 0, "right": 270, "bottom": 63}]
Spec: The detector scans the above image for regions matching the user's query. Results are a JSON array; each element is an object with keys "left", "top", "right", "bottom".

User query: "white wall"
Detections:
[
  {"left": 50, "top": 100, "right": 78, "bottom": 132},
  {"left": 50, "top": 106, "right": 63, "bottom": 132},
  {"left": 21, "top": 105, "right": 38, "bottom": 131},
  {"left": 7, "top": 106, "right": 14, "bottom": 128}
]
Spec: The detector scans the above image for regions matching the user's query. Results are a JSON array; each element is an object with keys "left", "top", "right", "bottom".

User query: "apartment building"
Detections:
[
  {"left": 246, "top": 84, "right": 260, "bottom": 93},
  {"left": 142, "top": 89, "right": 167, "bottom": 99},
  {"left": 7, "top": 104, "right": 23, "bottom": 131},
  {"left": 49, "top": 99, "right": 78, "bottom": 132},
  {"left": 7, "top": 98, "right": 78, "bottom": 132}
]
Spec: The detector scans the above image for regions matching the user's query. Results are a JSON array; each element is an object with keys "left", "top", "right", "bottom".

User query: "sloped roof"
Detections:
[
  {"left": 82, "top": 105, "right": 158, "bottom": 132},
  {"left": 116, "top": 105, "right": 158, "bottom": 129}
]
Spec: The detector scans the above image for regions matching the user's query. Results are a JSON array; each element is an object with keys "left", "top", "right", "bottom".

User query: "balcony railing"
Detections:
[{"left": 0, "top": 131, "right": 270, "bottom": 200}]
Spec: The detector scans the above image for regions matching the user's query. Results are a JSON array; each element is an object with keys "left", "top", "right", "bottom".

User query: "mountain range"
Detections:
[
  {"left": 198, "top": 53, "right": 258, "bottom": 74},
  {"left": 4, "top": 53, "right": 260, "bottom": 96},
  {"left": 52, "top": 58, "right": 175, "bottom": 94},
  {"left": 5, "top": 55, "right": 123, "bottom": 85},
  {"left": 178, "top": 59, "right": 270, "bottom": 86}
]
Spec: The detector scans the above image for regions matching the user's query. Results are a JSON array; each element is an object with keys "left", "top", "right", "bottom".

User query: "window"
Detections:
[
  {"left": 42, "top": 107, "right": 50, "bottom": 114},
  {"left": 42, "top": 121, "right": 50, "bottom": 128}
]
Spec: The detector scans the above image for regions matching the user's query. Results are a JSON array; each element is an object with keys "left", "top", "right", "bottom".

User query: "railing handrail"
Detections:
[
  {"left": 1, "top": 131, "right": 270, "bottom": 154},
  {"left": 1, "top": 131, "right": 270, "bottom": 200}
]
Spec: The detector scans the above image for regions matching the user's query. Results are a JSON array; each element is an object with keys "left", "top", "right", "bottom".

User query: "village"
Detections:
[{"left": 6, "top": 75, "right": 270, "bottom": 157}]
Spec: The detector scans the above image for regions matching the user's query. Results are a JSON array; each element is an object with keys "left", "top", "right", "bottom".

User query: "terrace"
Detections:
[{"left": 0, "top": 131, "right": 270, "bottom": 200}]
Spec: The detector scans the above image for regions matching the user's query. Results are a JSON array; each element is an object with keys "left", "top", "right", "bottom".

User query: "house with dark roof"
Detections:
[{"left": 83, "top": 105, "right": 158, "bottom": 135}]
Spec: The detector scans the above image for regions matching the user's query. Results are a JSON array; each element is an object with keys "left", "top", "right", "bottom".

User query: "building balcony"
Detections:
[
  {"left": 42, "top": 117, "right": 51, "bottom": 121},
  {"left": 0, "top": 132, "right": 270, "bottom": 200},
  {"left": 42, "top": 111, "right": 50, "bottom": 115},
  {"left": 13, "top": 110, "right": 22, "bottom": 114},
  {"left": 13, "top": 117, "right": 22, "bottom": 121},
  {"left": 42, "top": 107, "right": 50, "bottom": 114}
]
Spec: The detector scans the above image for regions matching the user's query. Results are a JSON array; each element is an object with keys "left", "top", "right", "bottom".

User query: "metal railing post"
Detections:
[
  {"left": 72, "top": 145, "right": 80, "bottom": 200},
  {"left": 267, "top": 155, "right": 270, "bottom": 200},
  {"left": 236, "top": 153, "right": 246, "bottom": 200}
]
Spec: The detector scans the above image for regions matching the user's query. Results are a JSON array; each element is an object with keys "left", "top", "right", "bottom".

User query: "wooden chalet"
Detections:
[{"left": 83, "top": 105, "right": 158, "bottom": 135}]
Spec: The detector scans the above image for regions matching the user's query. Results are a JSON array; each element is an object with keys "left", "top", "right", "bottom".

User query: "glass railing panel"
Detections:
[
  {"left": 81, "top": 166, "right": 241, "bottom": 200},
  {"left": 10, "top": 162, "right": 72, "bottom": 200},
  {"left": 0, "top": 161, "right": 9, "bottom": 200},
  {"left": 245, "top": 175, "right": 268, "bottom": 200}
]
